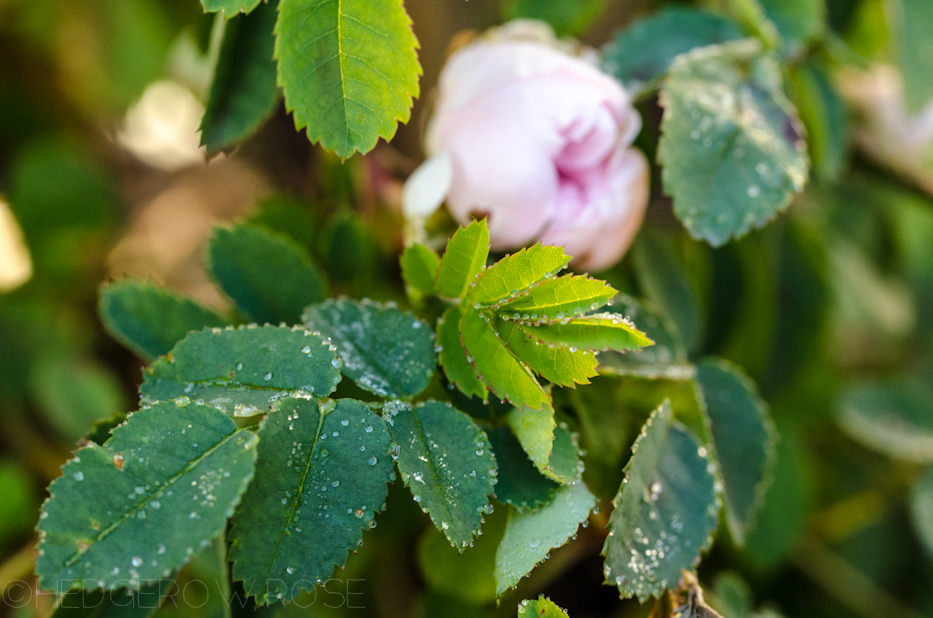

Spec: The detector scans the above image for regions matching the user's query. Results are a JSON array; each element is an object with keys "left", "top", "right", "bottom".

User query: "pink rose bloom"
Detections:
[{"left": 404, "top": 20, "right": 649, "bottom": 271}]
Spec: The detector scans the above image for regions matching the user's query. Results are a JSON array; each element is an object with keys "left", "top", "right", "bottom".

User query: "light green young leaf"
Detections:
[
  {"left": 521, "top": 313, "right": 653, "bottom": 353},
  {"left": 602, "top": 7, "right": 744, "bottom": 92},
  {"left": 603, "top": 401, "right": 719, "bottom": 601},
  {"left": 36, "top": 401, "right": 258, "bottom": 591},
  {"left": 208, "top": 224, "right": 328, "bottom": 325},
  {"left": 893, "top": 0, "right": 933, "bottom": 113},
  {"left": 200, "top": 2, "right": 280, "bottom": 153},
  {"left": 497, "top": 275, "right": 617, "bottom": 321},
  {"left": 694, "top": 359, "right": 776, "bottom": 545},
  {"left": 517, "top": 597, "right": 571, "bottom": 618},
  {"left": 496, "top": 318, "right": 599, "bottom": 388},
  {"left": 437, "top": 306, "right": 488, "bottom": 400},
  {"left": 99, "top": 280, "right": 226, "bottom": 361},
  {"left": 435, "top": 219, "right": 490, "bottom": 299},
  {"left": 140, "top": 325, "right": 342, "bottom": 416},
  {"left": 229, "top": 398, "right": 393, "bottom": 604},
  {"left": 275, "top": 0, "right": 421, "bottom": 158},
  {"left": 658, "top": 40, "right": 809, "bottom": 246},
  {"left": 496, "top": 482, "right": 595, "bottom": 595},
  {"left": 384, "top": 401, "right": 496, "bottom": 549},
  {"left": 468, "top": 244, "right": 571, "bottom": 305},
  {"left": 836, "top": 380, "right": 933, "bottom": 462},
  {"left": 303, "top": 299, "right": 436, "bottom": 399},
  {"left": 401, "top": 243, "right": 441, "bottom": 297},
  {"left": 487, "top": 427, "right": 559, "bottom": 511},
  {"left": 543, "top": 424, "right": 582, "bottom": 485},
  {"left": 201, "top": 0, "right": 261, "bottom": 16},
  {"left": 505, "top": 403, "right": 556, "bottom": 474},
  {"left": 459, "top": 309, "right": 549, "bottom": 410}
]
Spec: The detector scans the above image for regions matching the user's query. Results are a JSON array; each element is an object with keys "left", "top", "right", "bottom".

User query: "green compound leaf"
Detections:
[
  {"left": 836, "top": 380, "right": 933, "bottom": 462},
  {"left": 275, "top": 0, "right": 421, "bottom": 158},
  {"left": 496, "top": 318, "right": 599, "bottom": 388},
  {"left": 911, "top": 468, "right": 933, "bottom": 555},
  {"left": 229, "top": 398, "right": 393, "bottom": 604},
  {"left": 521, "top": 314, "right": 654, "bottom": 352},
  {"left": 435, "top": 219, "right": 490, "bottom": 299},
  {"left": 468, "top": 245, "right": 571, "bottom": 306},
  {"left": 437, "top": 306, "right": 488, "bottom": 400},
  {"left": 384, "top": 401, "right": 496, "bottom": 549},
  {"left": 602, "top": 401, "right": 719, "bottom": 601},
  {"left": 517, "top": 596, "right": 571, "bottom": 618},
  {"left": 596, "top": 295, "right": 693, "bottom": 380},
  {"left": 140, "top": 325, "right": 342, "bottom": 416},
  {"left": 459, "top": 308, "right": 549, "bottom": 410},
  {"left": 303, "top": 299, "right": 436, "bottom": 399},
  {"left": 498, "top": 275, "right": 617, "bottom": 321},
  {"left": 487, "top": 427, "right": 559, "bottom": 511},
  {"left": 200, "top": 2, "right": 280, "bottom": 153},
  {"left": 37, "top": 401, "right": 258, "bottom": 591},
  {"left": 602, "top": 7, "right": 744, "bottom": 92},
  {"left": 100, "top": 280, "right": 226, "bottom": 361},
  {"left": 201, "top": 0, "right": 262, "bottom": 16},
  {"left": 208, "top": 224, "right": 328, "bottom": 325},
  {"left": 495, "top": 481, "right": 595, "bottom": 596},
  {"left": 401, "top": 243, "right": 441, "bottom": 297},
  {"left": 694, "top": 359, "right": 776, "bottom": 545},
  {"left": 658, "top": 40, "right": 809, "bottom": 247},
  {"left": 505, "top": 404, "right": 556, "bottom": 474}
]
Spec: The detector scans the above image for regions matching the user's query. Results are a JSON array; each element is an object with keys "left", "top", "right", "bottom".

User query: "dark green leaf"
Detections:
[
  {"left": 658, "top": 40, "right": 809, "bottom": 246},
  {"left": 435, "top": 220, "right": 490, "bottom": 299},
  {"left": 200, "top": 2, "right": 279, "bottom": 153},
  {"left": 36, "top": 401, "right": 258, "bottom": 591},
  {"left": 246, "top": 197, "right": 318, "bottom": 252},
  {"left": 401, "top": 243, "right": 441, "bottom": 297},
  {"left": 140, "top": 325, "right": 342, "bottom": 416},
  {"left": 695, "top": 359, "right": 776, "bottom": 545},
  {"left": 384, "top": 401, "right": 496, "bottom": 549},
  {"left": 836, "top": 380, "right": 933, "bottom": 462},
  {"left": 459, "top": 309, "right": 549, "bottom": 410},
  {"left": 495, "top": 482, "right": 595, "bottom": 595},
  {"left": 437, "top": 306, "right": 488, "bottom": 400},
  {"left": 602, "top": 401, "right": 719, "bottom": 601},
  {"left": 229, "top": 398, "right": 393, "bottom": 604},
  {"left": 911, "top": 468, "right": 933, "bottom": 555},
  {"left": 100, "top": 280, "right": 226, "bottom": 361},
  {"left": 468, "top": 244, "right": 571, "bottom": 306},
  {"left": 789, "top": 61, "right": 848, "bottom": 181},
  {"left": 208, "top": 223, "right": 328, "bottom": 325},
  {"left": 602, "top": 7, "right": 744, "bottom": 92},
  {"left": 303, "top": 298, "right": 436, "bottom": 399},
  {"left": 487, "top": 427, "right": 559, "bottom": 511},
  {"left": 275, "top": 0, "right": 421, "bottom": 157}
]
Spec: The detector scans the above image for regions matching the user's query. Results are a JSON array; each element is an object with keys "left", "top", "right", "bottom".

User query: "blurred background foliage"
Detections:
[{"left": 1, "top": 0, "right": 933, "bottom": 616}]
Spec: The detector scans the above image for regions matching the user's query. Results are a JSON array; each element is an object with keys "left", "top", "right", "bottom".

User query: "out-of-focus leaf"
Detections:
[
  {"left": 892, "top": 0, "right": 933, "bottom": 113},
  {"left": 36, "top": 401, "right": 258, "bottom": 590},
  {"left": 200, "top": 2, "right": 279, "bottom": 153},
  {"left": 495, "top": 481, "right": 595, "bottom": 595},
  {"left": 51, "top": 583, "right": 166, "bottom": 618},
  {"left": 229, "top": 398, "right": 393, "bottom": 604},
  {"left": 603, "top": 401, "right": 719, "bottom": 601},
  {"left": 487, "top": 427, "right": 558, "bottom": 511},
  {"left": 401, "top": 243, "right": 441, "bottom": 297},
  {"left": 695, "top": 359, "right": 776, "bottom": 545},
  {"left": 503, "top": 0, "right": 606, "bottom": 36},
  {"left": 246, "top": 197, "right": 318, "bottom": 253},
  {"left": 208, "top": 223, "right": 328, "bottom": 325},
  {"left": 602, "top": 7, "right": 744, "bottom": 92},
  {"left": 911, "top": 468, "right": 933, "bottom": 555},
  {"left": 200, "top": 0, "right": 261, "bottom": 16},
  {"left": 437, "top": 306, "right": 488, "bottom": 401},
  {"left": 321, "top": 211, "right": 376, "bottom": 285},
  {"left": 275, "top": 0, "right": 421, "bottom": 158},
  {"left": 789, "top": 62, "right": 847, "bottom": 181},
  {"left": 757, "top": 0, "right": 825, "bottom": 52},
  {"left": 140, "top": 325, "right": 342, "bottom": 416},
  {"left": 658, "top": 40, "right": 809, "bottom": 246},
  {"left": 100, "top": 280, "right": 227, "bottom": 361},
  {"left": 544, "top": 424, "right": 582, "bottom": 485},
  {"left": 0, "top": 460, "right": 36, "bottom": 550},
  {"left": 837, "top": 381, "right": 933, "bottom": 462},
  {"left": 384, "top": 401, "right": 496, "bottom": 549},
  {"left": 30, "top": 356, "right": 126, "bottom": 442},
  {"left": 632, "top": 232, "right": 703, "bottom": 353},
  {"left": 304, "top": 298, "right": 436, "bottom": 399},
  {"left": 435, "top": 220, "right": 489, "bottom": 299}
]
